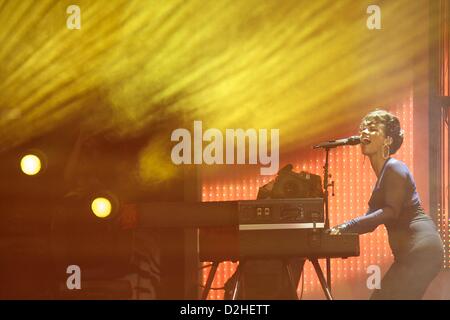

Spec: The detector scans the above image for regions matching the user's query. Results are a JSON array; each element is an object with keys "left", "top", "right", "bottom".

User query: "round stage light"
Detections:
[
  {"left": 91, "top": 197, "right": 112, "bottom": 218},
  {"left": 20, "top": 154, "right": 42, "bottom": 175}
]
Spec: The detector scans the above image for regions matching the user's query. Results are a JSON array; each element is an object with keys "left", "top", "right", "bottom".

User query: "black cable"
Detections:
[
  {"left": 199, "top": 284, "right": 225, "bottom": 290},
  {"left": 198, "top": 263, "right": 224, "bottom": 290}
]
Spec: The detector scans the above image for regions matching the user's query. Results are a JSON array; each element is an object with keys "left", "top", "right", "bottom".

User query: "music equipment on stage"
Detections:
[
  {"left": 312, "top": 135, "right": 361, "bottom": 292},
  {"left": 203, "top": 226, "right": 359, "bottom": 300},
  {"left": 219, "top": 232, "right": 359, "bottom": 300},
  {"left": 313, "top": 135, "right": 361, "bottom": 149},
  {"left": 196, "top": 198, "right": 325, "bottom": 262},
  {"left": 257, "top": 164, "right": 323, "bottom": 199},
  {"left": 137, "top": 198, "right": 323, "bottom": 228},
  {"left": 238, "top": 198, "right": 324, "bottom": 225},
  {"left": 138, "top": 198, "right": 328, "bottom": 259},
  {"left": 238, "top": 229, "right": 359, "bottom": 259},
  {"left": 137, "top": 166, "right": 324, "bottom": 228},
  {"left": 137, "top": 199, "right": 360, "bottom": 300},
  {"left": 234, "top": 167, "right": 325, "bottom": 299}
]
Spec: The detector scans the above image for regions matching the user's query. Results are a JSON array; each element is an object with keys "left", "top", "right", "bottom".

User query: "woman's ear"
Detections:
[{"left": 385, "top": 136, "right": 393, "bottom": 146}]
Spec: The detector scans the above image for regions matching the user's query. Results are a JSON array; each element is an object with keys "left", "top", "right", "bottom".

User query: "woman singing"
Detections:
[{"left": 329, "top": 109, "right": 443, "bottom": 299}]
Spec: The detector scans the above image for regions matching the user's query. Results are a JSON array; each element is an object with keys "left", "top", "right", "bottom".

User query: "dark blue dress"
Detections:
[{"left": 343, "top": 158, "right": 443, "bottom": 299}]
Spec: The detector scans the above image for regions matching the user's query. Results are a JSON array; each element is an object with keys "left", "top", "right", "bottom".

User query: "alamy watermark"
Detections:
[
  {"left": 171, "top": 121, "right": 279, "bottom": 175},
  {"left": 66, "top": 5, "right": 81, "bottom": 30},
  {"left": 366, "top": 5, "right": 381, "bottom": 30},
  {"left": 366, "top": 264, "right": 381, "bottom": 290},
  {"left": 66, "top": 265, "right": 81, "bottom": 290}
]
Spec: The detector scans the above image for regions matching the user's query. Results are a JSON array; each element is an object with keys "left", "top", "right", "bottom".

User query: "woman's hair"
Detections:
[{"left": 361, "top": 109, "right": 404, "bottom": 155}]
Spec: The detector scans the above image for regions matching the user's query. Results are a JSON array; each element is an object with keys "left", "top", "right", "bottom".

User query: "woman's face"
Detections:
[{"left": 359, "top": 119, "right": 389, "bottom": 157}]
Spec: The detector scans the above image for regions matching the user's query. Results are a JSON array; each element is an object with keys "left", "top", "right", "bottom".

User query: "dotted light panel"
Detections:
[
  {"left": 201, "top": 93, "right": 414, "bottom": 299},
  {"left": 446, "top": 116, "right": 449, "bottom": 269},
  {"left": 438, "top": 110, "right": 449, "bottom": 269},
  {"left": 438, "top": 0, "right": 450, "bottom": 270}
]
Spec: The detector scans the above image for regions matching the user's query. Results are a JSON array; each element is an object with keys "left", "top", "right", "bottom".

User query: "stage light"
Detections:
[
  {"left": 91, "top": 197, "right": 112, "bottom": 218},
  {"left": 20, "top": 154, "right": 42, "bottom": 176}
]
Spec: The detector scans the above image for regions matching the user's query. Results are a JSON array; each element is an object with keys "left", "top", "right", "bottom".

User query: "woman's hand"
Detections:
[{"left": 328, "top": 223, "right": 348, "bottom": 235}]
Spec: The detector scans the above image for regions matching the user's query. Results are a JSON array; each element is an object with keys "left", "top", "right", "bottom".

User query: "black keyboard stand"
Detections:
[
  {"left": 201, "top": 261, "right": 220, "bottom": 300},
  {"left": 310, "top": 258, "right": 333, "bottom": 300},
  {"left": 201, "top": 258, "right": 334, "bottom": 300}
]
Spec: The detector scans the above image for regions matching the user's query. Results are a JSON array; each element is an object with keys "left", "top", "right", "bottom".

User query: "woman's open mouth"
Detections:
[{"left": 361, "top": 137, "right": 371, "bottom": 145}]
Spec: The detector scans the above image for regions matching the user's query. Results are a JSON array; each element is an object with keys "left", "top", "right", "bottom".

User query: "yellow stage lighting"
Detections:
[
  {"left": 20, "top": 154, "right": 42, "bottom": 176},
  {"left": 91, "top": 197, "right": 112, "bottom": 218}
]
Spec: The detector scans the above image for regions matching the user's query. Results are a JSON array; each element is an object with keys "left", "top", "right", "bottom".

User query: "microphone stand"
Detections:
[
  {"left": 313, "top": 136, "right": 361, "bottom": 292},
  {"left": 313, "top": 136, "right": 358, "bottom": 291},
  {"left": 322, "top": 147, "right": 334, "bottom": 293}
]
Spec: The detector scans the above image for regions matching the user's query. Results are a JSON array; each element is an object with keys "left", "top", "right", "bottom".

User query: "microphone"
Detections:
[{"left": 313, "top": 136, "right": 361, "bottom": 149}]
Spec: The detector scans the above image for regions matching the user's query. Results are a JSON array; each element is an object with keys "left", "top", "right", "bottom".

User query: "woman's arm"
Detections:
[{"left": 336, "top": 161, "right": 408, "bottom": 235}]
